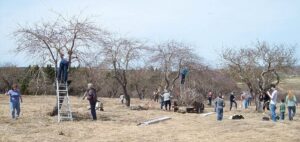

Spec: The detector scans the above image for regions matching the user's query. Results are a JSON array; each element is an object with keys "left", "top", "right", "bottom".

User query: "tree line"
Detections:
[{"left": 2, "top": 14, "right": 296, "bottom": 107}]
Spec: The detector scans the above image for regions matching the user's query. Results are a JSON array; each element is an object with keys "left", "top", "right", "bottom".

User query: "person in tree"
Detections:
[
  {"left": 229, "top": 92, "right": 237, "bottom": 111},
  {"left": 82, "top": 83, "right": 97, "bottom": 120},
  {"left": 180, "top": 67, "right": 188, "bottom": 84},
  {"left": 5, "top": 84, "right": 23, "bottom": 119},
  {"left": 57, "top": 49, "right": 69, "bottom": 83}
]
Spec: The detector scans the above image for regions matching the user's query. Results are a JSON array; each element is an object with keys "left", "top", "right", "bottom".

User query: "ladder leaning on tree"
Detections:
[{"left": 56, "top": 80, "right": 73, "bottom": 122}]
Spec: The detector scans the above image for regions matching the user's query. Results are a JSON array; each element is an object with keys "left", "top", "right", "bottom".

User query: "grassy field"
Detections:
[{"left": 0, "top": 95, "right": 299, "bottom": 142}]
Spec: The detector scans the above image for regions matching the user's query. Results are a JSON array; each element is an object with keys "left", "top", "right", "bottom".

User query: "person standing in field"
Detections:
[
  {"left": 286, "top": 90, "right": 297, "bottom": 120},
  {"left": 229, "top": 92, "right": 237, "bottom": 111},
  {"left": 82, "top": 83, "right": 97, "bottom": 120},
  {"left": 160, "top": 91, "right": 164, "bottom": 109},
  {"left": 5, "top": 84, "right": 23, "bottom": 119},
  {"left": 279, "top": 99, "right": 286, "bottom": 120},
  {"left": 153, "top": 88, "right": 159, "bottom": 102},
  {"left": 258, "top": 93, "right": 264, "bottom": 112},
  {"left": 267, "top": 84, "right": 278, "bottom": 122},
  {"left": 207, "top": 91, "right": 213, "bottom": 106},
  {"left": 216, "top": 94, "right": 225, "bottom": 121},
  {"left": 163, "top": 89, "right": 172, "bottom": 111},
  {"left": 241, "top": 91, "right": 248, "bottom": 109}
]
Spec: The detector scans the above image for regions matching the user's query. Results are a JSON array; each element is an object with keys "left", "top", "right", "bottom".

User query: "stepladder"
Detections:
[{"left": 56, "top": 80, "right": 73, "bottom": 122}]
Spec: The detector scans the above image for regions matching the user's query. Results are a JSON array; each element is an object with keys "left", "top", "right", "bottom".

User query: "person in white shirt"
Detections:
[
  {"left": 267, "top": 84, "right": 278, "bottom": 122},
  {"left": 163, "top": 89, "right": 172, "bottom": 111}
]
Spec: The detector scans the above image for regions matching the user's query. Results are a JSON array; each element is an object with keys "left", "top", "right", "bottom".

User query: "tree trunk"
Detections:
[
  {"left": 122, "top": 85, "right": 130, "bottom": 107},
  {"left": 135, "top": 84, "right": 142, "bottom": 100}
]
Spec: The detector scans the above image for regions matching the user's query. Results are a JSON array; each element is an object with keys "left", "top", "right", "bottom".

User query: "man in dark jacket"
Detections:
[
  {"left": 229, "top": 92, "right": 237, "bottom": 111},
  {"left": 83, "top": 83, "right": 97, "bottom": 120}
]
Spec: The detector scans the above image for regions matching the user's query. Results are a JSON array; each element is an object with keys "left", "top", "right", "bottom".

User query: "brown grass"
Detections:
[{"left": 0, "top": 95, "right": 299, "bottom": 142}]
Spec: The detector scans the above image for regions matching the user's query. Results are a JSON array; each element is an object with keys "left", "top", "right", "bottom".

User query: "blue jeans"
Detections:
[
  {"left": 160, "top": 101, "right": 164, "bottom": 109},
  {"left": 10, "top": 101, "right": 20, "bottom": 119},
  {"left": 90, "top": 101, "right": 97, "bottom": 120},
  {"left": 243, "top": 100, "right": 248, "bottom": 109},
  {"left": 58, "top": 60, "right": 69, "bottom": 83},
  {"left": 288, "top": 106, "right": 296, "bottom": 120},
  {"left": 217, "top": 108, "right": 223, "bottom": 121},
  {"left": 270, "top": 104, "right": 277, "bottom": 122},
  {"left": 280, "top": 112, "right": 285, "bottom": 120}
]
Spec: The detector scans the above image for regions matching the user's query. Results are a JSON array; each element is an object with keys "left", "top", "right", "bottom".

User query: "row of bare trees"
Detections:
[{"left": 11, "top": 14, "right": 296, "bottom": 108}]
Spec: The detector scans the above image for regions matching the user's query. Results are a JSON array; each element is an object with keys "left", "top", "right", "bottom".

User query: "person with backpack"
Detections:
[
  {"left": 5, "top": 84, "right": 23, "bottom": 119},
  {"left": 82, "top": 83, "right": 97, "bottom": 120}
]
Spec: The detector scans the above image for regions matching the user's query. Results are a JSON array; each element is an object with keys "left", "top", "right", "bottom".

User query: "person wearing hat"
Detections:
[
  {"left": 229, "top": 92, "right": 237, "bottom": 111},
  {"left": 83, "top": 83, "right": 97, "bottom": 120}
]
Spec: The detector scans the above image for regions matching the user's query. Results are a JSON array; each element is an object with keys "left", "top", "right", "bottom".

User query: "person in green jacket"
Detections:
[
  {"left": 286, "top": 90, "right": 297, "bottom": 121},
  {"left": 279, "top": 99, "right": 286, "bottom": 120}
]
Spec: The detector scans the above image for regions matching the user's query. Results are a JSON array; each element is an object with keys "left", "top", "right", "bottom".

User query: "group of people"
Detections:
[
  {"left": 152, "top": 88, "right": 174, "bottom": 111},
  {"left": 208, "top": 84, "right": 298, "bottom": 122}
]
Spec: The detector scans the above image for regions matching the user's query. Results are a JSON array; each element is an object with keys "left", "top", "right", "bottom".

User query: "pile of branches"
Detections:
[{"left": 177, "top": 88, "right": 205, "bottom": 106}]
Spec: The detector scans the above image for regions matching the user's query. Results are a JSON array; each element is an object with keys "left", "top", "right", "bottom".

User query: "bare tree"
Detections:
[
  {"left": 221, "top": 41, "right": 296, "bottom": 110},
  {"left": 101, "top": 37, "right": 144, "bottom": 106},
  {"left": 14, "top": 14, "right": 106, "bottom": 115},
  {"left": 150, "top": 40, "right": 199, "bottom": 91},
  {"left": 14, "top": 15, "right": 106, "bottom": 76},
  {"left": 0, "top": 63, "right": 21, "bottom": 92}
]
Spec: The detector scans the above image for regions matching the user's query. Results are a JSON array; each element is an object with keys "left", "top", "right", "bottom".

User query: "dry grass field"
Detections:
[{"left": 0, "top": 94, "right": 299, "bottom": 142}]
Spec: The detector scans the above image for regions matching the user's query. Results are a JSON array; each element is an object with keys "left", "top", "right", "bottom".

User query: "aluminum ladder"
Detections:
[{"left": 56, "top": 80, "right": 73, "bottom": 122}]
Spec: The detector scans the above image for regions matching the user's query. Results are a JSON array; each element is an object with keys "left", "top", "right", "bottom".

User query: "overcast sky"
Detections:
[{"left": 0, "top": 0, "right": 299, "bottom": 67}]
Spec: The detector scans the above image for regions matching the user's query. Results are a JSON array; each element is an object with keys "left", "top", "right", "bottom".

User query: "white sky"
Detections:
[{"left": 0, "top": 0, "right": 300, "bottom": 67}]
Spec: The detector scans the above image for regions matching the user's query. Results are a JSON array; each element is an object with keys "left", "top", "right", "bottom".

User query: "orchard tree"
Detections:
[
  {"left": 221, "top": 41, "right": 296, "bottom": 109},
  {"left": 101, "top": 36, "right": 144, "bottom": 106},
  {"left": 150, "top": 40, "right": 200, "bottom": 91},
  {"left": 14, "top": 14, "right": 107, "bottom": 115},
  {"left": 14, "top": 15, "right": 106, "bottom": 76}
]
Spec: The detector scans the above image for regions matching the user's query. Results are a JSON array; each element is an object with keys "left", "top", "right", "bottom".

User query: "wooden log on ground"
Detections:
[{"left": 137, "top": 116, "right": 171, "bottom": 126}]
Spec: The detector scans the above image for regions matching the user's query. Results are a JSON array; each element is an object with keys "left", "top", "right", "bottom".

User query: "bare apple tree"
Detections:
[
  {"left": 150, "top": 40, "right": 199, "bottom": 91},
  {"left": 14, "top": 14, "right": 107, "bottom": 115},
  {"left": 101, "top": 36, "right": 144, "bottom": 106},
  {"left": 221, "top": 41, "right": 296, "bottom": 110}
]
